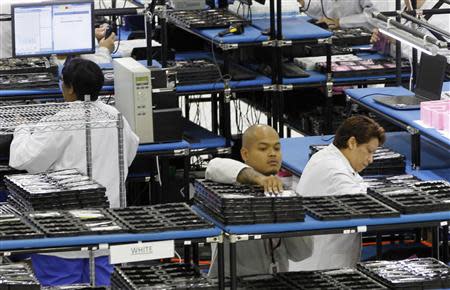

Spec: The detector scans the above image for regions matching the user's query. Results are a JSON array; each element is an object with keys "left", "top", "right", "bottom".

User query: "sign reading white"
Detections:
[{"left": 109, "top": 240, "right": 174, "bottom": 264}]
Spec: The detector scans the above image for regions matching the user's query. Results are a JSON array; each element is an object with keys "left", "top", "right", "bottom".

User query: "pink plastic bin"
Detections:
[{"left": 420, "top": 100, "right": 450, "bottom": 130}]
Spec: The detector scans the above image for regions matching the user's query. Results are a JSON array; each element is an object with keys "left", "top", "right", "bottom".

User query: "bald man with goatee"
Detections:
[{"left": 205, "top": 124, "right": 312, "bottom": 277}]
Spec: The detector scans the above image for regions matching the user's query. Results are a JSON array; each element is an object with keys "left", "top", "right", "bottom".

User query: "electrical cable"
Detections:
[
  {"left": 300, "top": 0, "right": 312, "bottom": 12},
  {"left": 320, "top": 0, "right": 332, "bottom": 20}
]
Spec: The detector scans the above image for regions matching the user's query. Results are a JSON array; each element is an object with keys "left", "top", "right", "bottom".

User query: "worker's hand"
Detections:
[
  {"left": 317, "top": 17, "right": 340, "bottom": 30},
  {"left": 371, "top": 28, "right": 394, "bottom": 44},
  {"left": 255, "top": 175, "right": 284, "bottom": 195},
  {"left": 99, "top": 32, "right": 116, "bottom": 53},
  {"left": 297, "top": 0, "right": 305, "bottom": 7},
  {"left": 370, "top": 28, "right": 380, "bottom": 43},
  {"left": 95, "top": 25, "right": 107, "bottom": 42}
]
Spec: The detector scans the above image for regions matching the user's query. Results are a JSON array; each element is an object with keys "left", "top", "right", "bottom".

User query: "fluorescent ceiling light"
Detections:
[{"left": 378, "top": 27, "right": 437, "bottom": 56}]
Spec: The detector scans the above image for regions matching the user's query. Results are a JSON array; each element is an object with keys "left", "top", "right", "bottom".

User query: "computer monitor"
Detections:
[{"left": 11, "top": 0, "right": 95, "bottom": 57}]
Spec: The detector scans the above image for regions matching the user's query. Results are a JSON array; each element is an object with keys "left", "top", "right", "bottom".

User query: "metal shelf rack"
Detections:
[{"left": 0, "top": 101, "right": 127, "bottom": 207}]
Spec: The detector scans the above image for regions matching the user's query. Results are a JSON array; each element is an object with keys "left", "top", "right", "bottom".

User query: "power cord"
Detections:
[
  {"left": 320, "top": 0, "right": 332, "bottom": 20},
  {"left": 300, "top": 0, "right": 312, "bottom": 12}
]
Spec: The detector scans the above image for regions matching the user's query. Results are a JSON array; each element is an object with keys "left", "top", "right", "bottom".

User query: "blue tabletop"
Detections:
[
  {"left": 281, "top": 132, "right": 450, "bottom": 176},
  {"left": 193, "top": 205, "right": 450, "bottom": 236},
  {"left": 0, "top": 227, "right": 221, "bottom": 251},
  {"left": 138, "top": 140, "right": 189, "bottom": 153},
  {"left": 443, "top": 82, "right": 450, "bottom": 92},
  {"left": 196, "top": 25, "right": 269, "bottom": 44},
  {"left": 345, "top": 86, "right": 450, "bottom": 149},
  {"left": 184, "top": 120, "right": 229, "bottom": 150},
  {"left": 252, "top": 16, "right": 332, "bottom": 40}
]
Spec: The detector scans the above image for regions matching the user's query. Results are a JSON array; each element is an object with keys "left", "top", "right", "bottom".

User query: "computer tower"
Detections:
[{"left": 113, "top": 57, "right": 154, "bottom": 143}]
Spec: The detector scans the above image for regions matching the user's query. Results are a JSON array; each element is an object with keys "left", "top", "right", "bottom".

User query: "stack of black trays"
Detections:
[
  {"left": 310, "top": 145, "right": 406, "bottom": 175},
  {"left": 107, "top": 203, "right": 213, "bottom": 233},
  {"left": 303, "top": 194, "right": 399, "bottom": 221},
  {"left": 0, "top": 263, "right": 41, "bottom": 290},
  {"left": 0, "top": 205, "right": 43, "bottom": 240},
  {"left": 5, "top": 169, "right": 109, "bottom": 211},
  {"left": 357, "top": 258, "right": 450, "bottom": 289},
  {"left": 25, "top": 209, "right": 127, "bottom": 237},
  {"left": 194, "top": 179, "right": 304, "bottom": 225},
  {"left": 368, "top": 179, "right": 450, "bottom": 214},
  {"left": 167, "top": 9, "right": 251, "bottom": 29},
  {"left": 0, "top": 57, "right": 58, "bottom": 89},
  {"left": 111, "top": 263, "right": 216, "bottom": 289},
  {"left": 167, "top": 59, "right": 221, "bottom": 86},
  {"left": 239, "top": 268, "right": 388, "bottom": 289}
]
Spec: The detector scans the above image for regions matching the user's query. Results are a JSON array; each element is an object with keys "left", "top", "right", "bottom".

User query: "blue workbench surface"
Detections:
[
  {"left": 281, "top": 131, "right": 450, "bottom": 177},
  {"left": 138, "top": 140, "right": 190, "bottom": 153},
  {"left": 196, "top": 25, "right": 269, "bottom": 44},
  {"left": 184, "top": 120, "right": 229, "bottom": 150},
  {"left": 251, "top": 15, "right": 332, "bottom": 40},
  {"left": 345, "top": 86, "right": 450, "bottom": 149},
  {"left": 0, "top": 227, "right": 221, "bottom": 251}
]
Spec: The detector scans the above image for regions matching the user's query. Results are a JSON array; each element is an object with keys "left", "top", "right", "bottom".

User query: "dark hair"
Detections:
[
  {"left": 61, "top": 58, "right": 104, "bottom": 101},
  {"left": 333, "top": 115, "right": 385, "bottom": 149}
]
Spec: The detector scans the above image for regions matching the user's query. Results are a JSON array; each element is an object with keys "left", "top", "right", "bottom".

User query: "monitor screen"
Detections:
[{"left": 12, "top": 0, "right": 95, "bottom": 57}]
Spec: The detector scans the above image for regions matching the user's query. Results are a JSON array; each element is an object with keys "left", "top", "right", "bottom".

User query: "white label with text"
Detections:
[{"left": 109, "top": 240, "right": 174, "bottom": 264}]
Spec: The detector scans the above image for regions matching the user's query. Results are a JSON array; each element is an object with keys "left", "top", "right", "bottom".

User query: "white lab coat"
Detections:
[
  {"left": 10, "top": 101, "right": 139, "bottom": 209},
  {"left": 205, "top": 158, "right": 313, "bottom": 277},
  {"left": 302, "top": 0, "right": 376, "bottom": 29},
  {"left": 293, "top": 143, "right": 366, "bottom": 271},
  {"left": 0, "top": 0, "right": 112, "bottom": 63}
]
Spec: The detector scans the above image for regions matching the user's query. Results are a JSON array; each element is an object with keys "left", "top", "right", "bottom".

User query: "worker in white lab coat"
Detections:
[
  {"left": 293, "top": 115, "right": 385, "bottom": 271},
  {"left": 9, "top": 58, "right": 139, "bottom": 286},
  {"left": 206, "top": 124, "right": 313, "bottom": 277},
  {"left": 0, "top": 0, "right": 115, "bottom": 62},
  {"left": 298, "top": 0, "right": 377, "bottom": 29}
]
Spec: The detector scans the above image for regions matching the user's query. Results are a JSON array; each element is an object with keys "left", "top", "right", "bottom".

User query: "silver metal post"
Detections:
[
  {"left": 117, "top": 112, "right": 126, "bottom": 207},
  {"left": 84, "top": 95, "right": 93, "bottom": 178},
  {"left": 89, "top": 249, "right": 96, "bottom": 286}
]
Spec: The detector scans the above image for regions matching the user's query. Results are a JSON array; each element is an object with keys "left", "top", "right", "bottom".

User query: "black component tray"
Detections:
[
  {"left": 0, "top": 57, "right": 57, "bottom": 75},
  {"left": 194, "top": 179, "right": 304, "bottom": 225},
  {"left": 107, "top": 203, "right": 213, "bottom": 233},
  {"left": 330, "top": 27, "right": 373, "bottom": 46},
  {"left": 367, "top": 184, "right": 450, "bottom": 214},
  {"left": 240, "top": 268, "right": 388, "bottom": 289},
  {"left": 0, "top": 72, "right": 58, "bottom": 89},
  {"left": 167, "top": 9, "right": 251, "bottom": 29},
  {"left": 0, "top": 263, "right": 40, "bottom": 290},
  {"left": 357, "top": 258, "right": 450, "bottom": 289},
  {"left": 25, "top": 209, "right": 128, "bottom": 237},
  {"left": 0, "top": 212, "right": 44, "bottom": 240},
  {"left": 111, "top": 263, "right": 216, "bottom": 290},
  {"left": 303, "top": 194, "right": 399, "bottom": 221}
]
